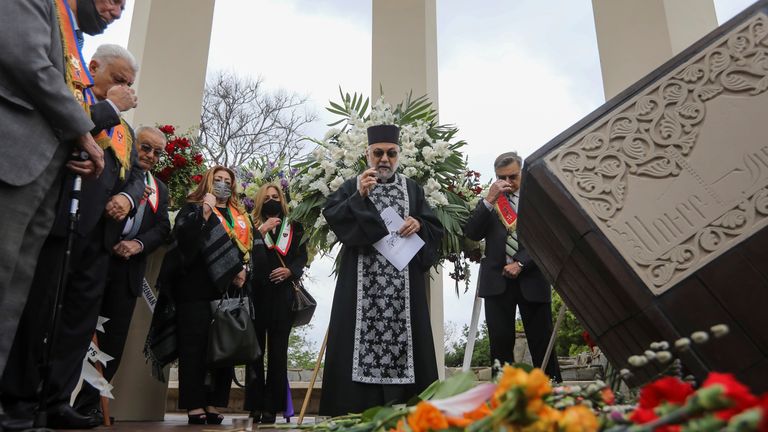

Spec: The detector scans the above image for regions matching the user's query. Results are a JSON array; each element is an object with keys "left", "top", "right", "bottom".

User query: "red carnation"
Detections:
[
  {"left": 702, "top": 372, "right": 758, "bottom": 420},
  {"left": 165, "top": 142, "right": 175, "bottom": 154},
  {"left": 159, "top": 125, "right": 175, "bottom": 135},
  {"left": 191, "top": 174, "right": 203, "bottom": 184},
  {"left": 193, "top": 153, "right": 204, "bottom": 165},
  {"left": 758, "top": 393, "right": 768, "bottom": 432},
  {"left": 639, "top": 376, "right": 694, "bottom": 409},
  {"left": 172, "top": 137, "right": 190, "bottom": 149},
  {"left": 157, "top": 166, "right": 174, "bottom": 182},
  {"left": 172, "top": 153, "right": 188, "bottom": 168}
]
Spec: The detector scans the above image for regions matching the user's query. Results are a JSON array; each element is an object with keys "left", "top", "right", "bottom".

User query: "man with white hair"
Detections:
[
  {"left": 319, "top": 125, "right": 444, "bottom": 416},
  {"left": 0, "top": 44, "right": 145, "bottom": 430}
]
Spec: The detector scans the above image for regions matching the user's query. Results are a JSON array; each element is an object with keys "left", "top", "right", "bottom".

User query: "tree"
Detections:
[
  {"left": 287, "top": 324, "right": 319, "bottom": 369},
  {"left": 444, "top": 322, "right": 492, "bottom": 368},
  {"left": 199, "top": 71, "right": 317, "bottom": 168},
  {"left": 552, "top": 292, "right": 590, "bottom": 356}
]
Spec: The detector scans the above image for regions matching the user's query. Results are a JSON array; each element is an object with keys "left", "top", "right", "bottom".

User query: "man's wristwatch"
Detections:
[{"left": 515, "top": 261, "right": 524, "bottom": 269}]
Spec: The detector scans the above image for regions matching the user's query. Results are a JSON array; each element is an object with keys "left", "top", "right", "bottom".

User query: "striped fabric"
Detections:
[{"left": 505, "top": 193, "right": 518, "bottom": 260}]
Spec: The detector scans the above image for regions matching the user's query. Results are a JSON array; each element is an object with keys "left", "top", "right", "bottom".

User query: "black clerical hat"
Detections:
[{"left": 367, "top": 124, "right": 400, "bottom": 145}]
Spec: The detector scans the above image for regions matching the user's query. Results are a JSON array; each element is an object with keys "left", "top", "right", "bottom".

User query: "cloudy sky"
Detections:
[{"left": 84, "top": 0, "right": 756, "bottom": 350}]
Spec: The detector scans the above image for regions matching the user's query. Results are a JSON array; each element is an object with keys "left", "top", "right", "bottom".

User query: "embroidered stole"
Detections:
[
  {"left": 264, "top": 219, "right": 293, "bottom": 256},
  {"left": 93, "top": 117, "right": 132, "bottom": 180},
  {"left": 495, "top": 194, "right": 519, "bottom": 259}
]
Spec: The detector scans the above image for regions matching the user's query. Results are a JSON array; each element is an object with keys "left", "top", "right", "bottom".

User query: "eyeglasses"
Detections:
[
  {"left": 140, "top": 143, "right": 163, "bottom": 158},
  {"left": 371, "top": 149, "right": 399, "bottom": 159},
  {"left": 497, "top": 174, "right": 519, "bottom": 181}
]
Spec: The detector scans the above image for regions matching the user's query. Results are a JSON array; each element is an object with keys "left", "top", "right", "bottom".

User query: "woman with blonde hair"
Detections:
[
  {"left": 244, "top": 183, "right": 308, "bottom": 424},
  {"left": 168, "top": 165, "right": 253, "bottom": 424}
]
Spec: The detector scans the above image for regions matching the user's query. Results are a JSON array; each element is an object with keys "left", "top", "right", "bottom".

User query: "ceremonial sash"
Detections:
[
  {"left": 141, "top": 171, "right": 159, "bottom": 213},
  {"left": 495, "top": 195, "right": 518, "bottom": 232},
  {"left": 212, "top": 205, "right": 253, "bottom": 263},
  {"left": 264, "top": 220, "right": 293, "bottom": 257},
  {"left": 54, "top": 0, "right": 93, "bottom": 113},
  {"left": 94, "top": 117, "right": 132, "bottom": 180}
]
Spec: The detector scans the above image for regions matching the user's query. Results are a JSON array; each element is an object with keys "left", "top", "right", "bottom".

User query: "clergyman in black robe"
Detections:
[{"left": 318, "top": 125, "right": 444, "bottom": 416}]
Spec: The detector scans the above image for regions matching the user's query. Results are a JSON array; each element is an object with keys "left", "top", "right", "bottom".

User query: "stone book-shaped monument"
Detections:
[{"left": 519, "top": 1, "right": 768, "bottom": 390}]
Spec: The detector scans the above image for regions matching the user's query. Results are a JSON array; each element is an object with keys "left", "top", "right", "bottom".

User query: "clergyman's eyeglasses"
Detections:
[
  {"left": 140, "top": 144, "right": 163, "bottom": 158},
  {"left": 497, "top": 174, "right": 519, "bottom": 181},
  {"left": 372, "top": 149, "right": 399, "bottom": 159}
]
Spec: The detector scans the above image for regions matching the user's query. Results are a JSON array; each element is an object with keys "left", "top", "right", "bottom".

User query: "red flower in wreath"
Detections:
[
  {"left": 192, "top": 153, "right": 204, "bottom": 165},
  {"left": 159, "top": 124, "right": 175, "bottom": 135},
  {"left": 165, "top": 142, "right": 176, "bottom": 155},
  {"left": 630, "top": 377, "right": 694, "bottom": 429},
  {"left": 176, "top": 137, "right": 190, "bottom": 149},
  {"left": 701, "top": 372, "right": 758, "bottom": 420},
  {"left": 191, "top": 174, "right": 203, "bottom": 184},
  {"left": 157, "top": 166, "right": 174, "bottom": 182},
  {"left": 172, "top": 153, "right": 188, "bottom": 168}
]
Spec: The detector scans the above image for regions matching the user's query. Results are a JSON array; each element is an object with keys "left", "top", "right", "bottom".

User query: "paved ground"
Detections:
[{"left": 65, "top": 414, "right": 314, "bottom": 431}]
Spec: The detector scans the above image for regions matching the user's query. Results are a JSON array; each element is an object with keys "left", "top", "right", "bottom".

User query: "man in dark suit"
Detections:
[
  {"left": 464, "top": 152, "right": 561, "bottom": 381},
  {"left": 73, "top": 126, "right": 170, "bottom": 423},
  {"left": 0, "top": 0, "right": 126, "bottom": 393},
  {"left": 0, "top": 43, "right": 145, "bottom": 430}
]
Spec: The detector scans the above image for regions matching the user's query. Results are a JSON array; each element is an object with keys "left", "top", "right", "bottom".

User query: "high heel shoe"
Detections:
[
  {"left": 205, "top": 411, "right": 224, "bottom": 425},
  {"left": 187, "top": 411, "right": 207, "bottom": 425}
]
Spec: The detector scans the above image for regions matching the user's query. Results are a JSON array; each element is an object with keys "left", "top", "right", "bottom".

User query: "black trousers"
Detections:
[
  {"left": 244, "top": 313, "right": 293, "bottom": 413},
  {"left": 1, "top": 222, "right": 110, "bottom": 407},
  {"left": 483, "top": 280, "right": 562, "bottom": 381},
  {"left": 73, "top": 258, "right": 137, "bottom": 412},
  {"left": 176, "top": 301, "right": 232, "bottom": 410}
]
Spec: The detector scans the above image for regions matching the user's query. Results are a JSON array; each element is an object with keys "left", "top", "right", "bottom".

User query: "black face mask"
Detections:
[
  {"left": 261, "top": 199, "right": 283, "bottom": 217},
  {"left": 77, "top": 0, "right": 108, "bottom": 35}
]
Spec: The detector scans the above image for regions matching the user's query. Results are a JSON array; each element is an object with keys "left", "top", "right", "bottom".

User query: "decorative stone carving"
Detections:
[{"left": 546, "top": 14, "right": 768, "bottom": 294}]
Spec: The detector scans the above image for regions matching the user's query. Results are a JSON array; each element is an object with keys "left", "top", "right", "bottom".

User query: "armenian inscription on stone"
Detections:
[{"left": 546, "top": 14, "right": 768, "bottom": 295}]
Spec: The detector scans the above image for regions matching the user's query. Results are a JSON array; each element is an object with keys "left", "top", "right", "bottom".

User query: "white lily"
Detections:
[{"left": 429, "top": 383, "right": 496, "bottom": 417}]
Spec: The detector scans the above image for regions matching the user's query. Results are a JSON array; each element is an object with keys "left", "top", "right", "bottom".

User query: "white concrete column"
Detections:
[
  {"left": 371, "top": 0, "right": 445, "bottom": 379},
  {"left": 592, "top": 0, "right": 718, "bottom": 99},
  {"left": 124, "top": 0, "right": 216, "bottom": 132},
  {"left": 110, "top": 0, "right": 215, "bottom": 420}
]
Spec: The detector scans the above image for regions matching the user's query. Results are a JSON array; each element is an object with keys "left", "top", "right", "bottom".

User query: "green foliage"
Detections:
[
  {"left": 287, "top": 324, "right": 319, "bottom": 369},
  {"left": 445, "top": 322, "right": 492, "bottom": 367},
  {"left": 552, "top": 292, "right": 590, "bottom": 357}
]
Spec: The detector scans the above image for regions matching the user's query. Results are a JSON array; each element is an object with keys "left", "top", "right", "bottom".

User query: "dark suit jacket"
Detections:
[
  {"left": 0, "top": 0, "right": 95, "bottom": 186},
  {"left": 50, "top": 120, "right": 146, "bottom": 249},
  {"left": 464, "top": 199, "right": 551, "bottom": 303},
  {"left": 121, "top": 177, "right": 171, "bottom": 297}
]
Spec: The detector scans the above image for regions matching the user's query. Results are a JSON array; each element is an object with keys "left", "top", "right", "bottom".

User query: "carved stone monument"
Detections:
[{"left": 519, "top": 2, "right": 768, "bottom": 390}]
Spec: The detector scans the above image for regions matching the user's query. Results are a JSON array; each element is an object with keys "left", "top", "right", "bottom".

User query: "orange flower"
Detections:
[
  {"left": 492, "top": 366, "right": 552, "bottom": 409},
  {"left": 463, "top": 402, "right": 492, "bottom": 421},
  {"left": 525, "top": 369, "right": 552, "bottom": 400},
  {"left": 601, "top": 387, "right": 616, "bottom": 405},
  {"left": 407, "top": 401, "right": 449, "bottom": 432},
  {"left": 446, "top": 415, "right": 474, "bottom": 428},
  {"left": 558, "top": 405, "right": 599, "bottom": 432}
]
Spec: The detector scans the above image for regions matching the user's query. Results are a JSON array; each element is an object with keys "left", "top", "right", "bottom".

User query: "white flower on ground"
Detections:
[
  {"left": 674, "top": 337, "right": 691, "bottom": 351},
  {"left": 691, "top": 331, "right": 709, "bottom": 344},
  {"left": 710, "top": 324, "right": 729, "bottom": 338},
  {"left": 619, "top": 368, "right": 632, "bottom": 378},
  {"left": 655, "top": 351, "right": 673, "bottom": 363},
  {"left": 628, "top": 355, "right": 648, "bottom": 367},
  {"left": 643, "top": 350, "right": 656, "bottom": 360},
  {"left": 329, "top": 176, "right": 345, "bottom": 192}
]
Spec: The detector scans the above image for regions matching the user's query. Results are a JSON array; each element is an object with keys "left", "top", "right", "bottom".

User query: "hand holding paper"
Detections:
[{"left": 373, "top": 207, "right": 425, "bottom": 271}]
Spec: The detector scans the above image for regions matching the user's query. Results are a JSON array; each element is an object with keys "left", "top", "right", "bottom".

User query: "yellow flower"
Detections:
[
  {"left": 525, "top": 369, "right": 552, "bottom": 400},
  {"left": 558, "top": 405, "right": 599, "bottom": 432},
  {"left": 493, "top": 366, "right": 552, "bottom": 408}
]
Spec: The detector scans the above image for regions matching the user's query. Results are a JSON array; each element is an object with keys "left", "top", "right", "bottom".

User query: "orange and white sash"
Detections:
[
  {"left": 212, "top": 205, "right": 253, "bottom": 262},
  {"left": 54, "top": 0, "right": 93, "bottom": 113},
  {"left": 94, "top": 119, "right": 132, "bottom": 180}
]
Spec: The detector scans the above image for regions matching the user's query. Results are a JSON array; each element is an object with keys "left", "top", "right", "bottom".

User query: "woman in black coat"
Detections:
[
  {"left": 170, "top": 165, "right": 253, "bottom": 424},
  {"left": 245, "top": 183, "right": 308, "bottom": 424}
]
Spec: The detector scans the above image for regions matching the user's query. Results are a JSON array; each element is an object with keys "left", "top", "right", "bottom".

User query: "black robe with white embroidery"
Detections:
[{"left": 318, "top": 174, "right": 444, "bottom": 416}]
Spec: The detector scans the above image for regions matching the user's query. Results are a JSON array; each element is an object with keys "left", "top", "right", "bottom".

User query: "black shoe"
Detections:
[
  {"left": 249, "top": 410, "right": 261, "bottom": 422},
  {"left": 187, "top": 411, "right": 207, "bottom": 425},
  {"left": 0, "top": 417, "right": 33, "bottom": 432},
  {"left": 78, "top": 407, "right": 113, "bottom": 426},
  {"left": 205, "top": 411, "right": 224, "bottom": 425},
  {"left": 0, "top": 401, "right": 34, "bottom": 431},
  {"left": 46, "top": 403, "right": 100, "bottom": 429},
  {"left": 260, "top": 412, "right": 276, "bottom": 424}
]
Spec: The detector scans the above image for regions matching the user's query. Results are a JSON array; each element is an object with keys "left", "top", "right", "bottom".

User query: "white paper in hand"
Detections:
[{"left": 373, "top": 207, "right": 425, "bottom": 271}]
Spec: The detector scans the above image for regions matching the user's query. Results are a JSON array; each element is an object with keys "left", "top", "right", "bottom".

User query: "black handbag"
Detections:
[
  {"left": 207, "top": 291, "right": 261, "bottom": 367},
  {"left": 274, "top": 252, "right": 316, "bottom": 327}
]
